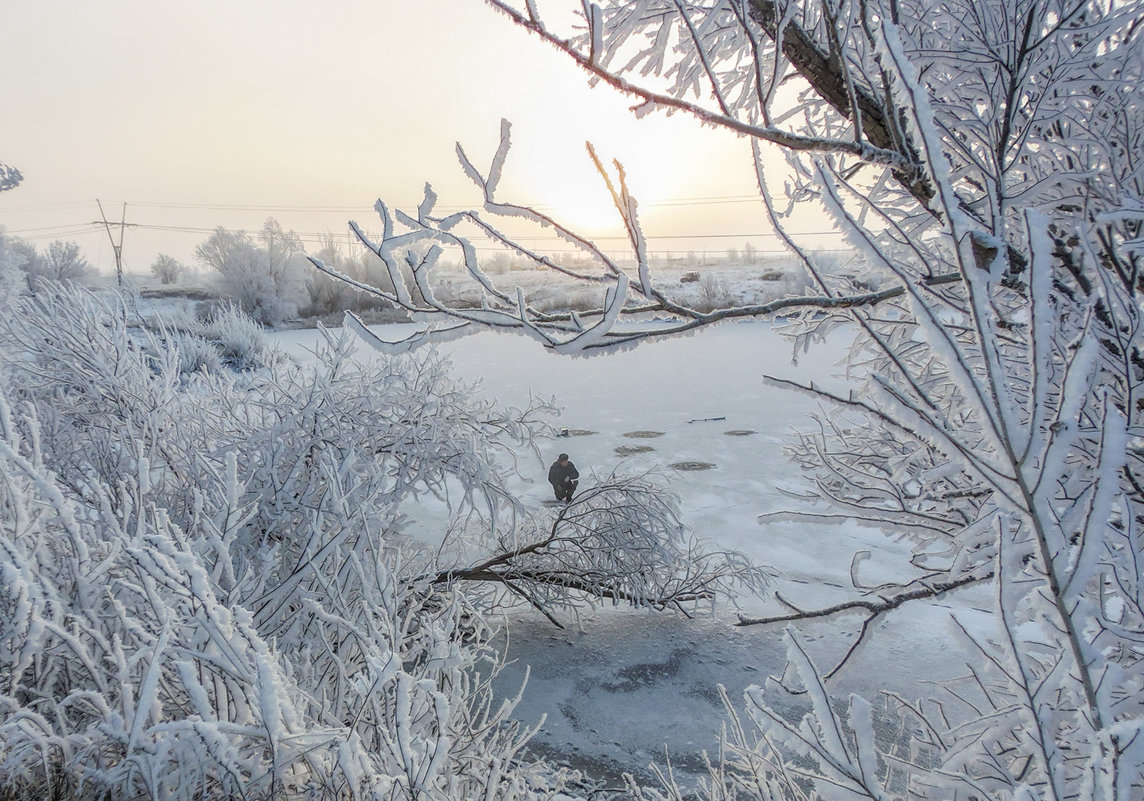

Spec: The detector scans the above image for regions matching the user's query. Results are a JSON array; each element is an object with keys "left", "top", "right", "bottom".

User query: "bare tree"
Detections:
[
  {"left": 21, "top": 239, "right": 94, "bottom": 288},
  {"left": 149, "top": 252, "right": 186, "bottom": 285},
  {"left": 312, "top": 1, "right": 1143, "bottom": 798}
]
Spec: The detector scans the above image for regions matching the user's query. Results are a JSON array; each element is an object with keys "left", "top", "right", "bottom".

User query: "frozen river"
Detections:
[{"left": 272, "top": 320, "right": 987, "bottom": 791}]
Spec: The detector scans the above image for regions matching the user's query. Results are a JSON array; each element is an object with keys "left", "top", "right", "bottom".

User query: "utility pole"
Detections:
[{"left": 95, "top": 199, "right": 130, "bottom": 286}]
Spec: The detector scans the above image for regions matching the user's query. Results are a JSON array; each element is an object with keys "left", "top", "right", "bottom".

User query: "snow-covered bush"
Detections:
[
  {"left": 191, "top": 301, "right": 272, "bottom": 371},
  {"left": 692, "top": 273, "right": 734, "bottom": 314},
  {"left": 0, "top": 287, "right": 556, "bottom": 799},
  {"left": 0, "top": 163, "right": 20, "bottom": 192},
  {"left": 196, "top": 218, "right": 310, "bottom": 326},
  {"left": 305, "top": 240, "right": 398, "bottom": 317},
  {"left": 0, "top": 281, "right": 760, "bottom": 798},
  {"left": 172, "top": 330, "right": 224, "bottom": 374},
  {"left": 0, "top": 422, "right": 555, "bottom": 800}
]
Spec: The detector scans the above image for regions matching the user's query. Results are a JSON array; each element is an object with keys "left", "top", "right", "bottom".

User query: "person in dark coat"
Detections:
[{"left": 548, "top": 453, "right": 579, "bottom": 503}]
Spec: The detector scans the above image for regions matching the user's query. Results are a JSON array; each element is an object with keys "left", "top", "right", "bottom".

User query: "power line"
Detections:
[
  {"left": 4, "top": 222, "right": 103, "bottom": 235},
  {"left": 6, "top": 193, "right": 770, "bottom": 216},
  {"left": 128, "top": 222, "right": 843, "bottom": 241},
  {"left": 7, "top": 226, "right": 103, "bottom": 241},
  {"left": 126, "top": 201, "right": 373, "bottom": 213},
  {"left": 2, "top": 198, "right": 848, "bottom": 267},
  {"left": 12, "top": 219, "right": 826, "bottom": 250}
]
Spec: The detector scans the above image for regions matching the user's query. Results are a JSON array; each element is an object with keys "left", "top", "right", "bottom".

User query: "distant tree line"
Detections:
[{"left": 0, "top": 215, "right": 408, "bottom": 327}]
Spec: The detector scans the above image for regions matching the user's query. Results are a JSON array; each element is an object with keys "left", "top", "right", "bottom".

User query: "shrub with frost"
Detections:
[
  {"left": 0, "top": 163, "right": 21, "bottom": 193},
  {"left": 0, "top": 282, "right": 758, "bottom": 799},
  {"left": 196, "top": 219, "right": 310, "bottom": 327},
  {"left": 192, "top": 301, "right": 272, "bottom": 371},
  {"left": 172, "top": 331, "right": 224, "bottom": 375},
  {"left": 0, "top": 284, "right": 561, "bottom": 798}
]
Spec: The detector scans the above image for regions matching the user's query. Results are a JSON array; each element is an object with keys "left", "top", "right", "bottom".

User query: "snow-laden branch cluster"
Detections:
[
  {"left": 533, "top": 1, "right": 1139, "bottom": 798},
  {"left": 319, "top": 0, "right": 1140, "bottom": 362},
  {"left": 429, "top": 475, "right": 771, "bottom": 626},
  {"left": 0, "top": 283, "right": 764, "bottom": 798},
  {"left": 0, "top": 163, "right": 21, "bottom": 193},
  {"left": 0, "top": 286, "right": 554, "bottom": 799},
  {"left": 310, "top": 1, "right": 1143, "bottom": 798},
  {"left": 745, "top": 209, "right": 1143, "bottom": 799}
]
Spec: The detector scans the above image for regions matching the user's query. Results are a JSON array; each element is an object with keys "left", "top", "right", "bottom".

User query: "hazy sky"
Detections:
[{"left": 1, "top": 0, "right": 830, "bottom": 274}]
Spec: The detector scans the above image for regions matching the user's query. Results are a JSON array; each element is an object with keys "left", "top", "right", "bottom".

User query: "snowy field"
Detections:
[{"left": 273, "top": 321, "right": 990, "bottom": 792}]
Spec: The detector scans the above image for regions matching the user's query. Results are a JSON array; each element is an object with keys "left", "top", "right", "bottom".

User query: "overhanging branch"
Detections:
[
  {"left": 737, "top": 571, "right": 993, "bottom": 679},
  {"left": 736, "top": 572, "right": 992, "bottom": 628}
]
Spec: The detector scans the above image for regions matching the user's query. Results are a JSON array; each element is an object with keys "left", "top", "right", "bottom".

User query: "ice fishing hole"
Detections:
[{"left": 615, "top": 445, "right": 655, "bottom": 457}]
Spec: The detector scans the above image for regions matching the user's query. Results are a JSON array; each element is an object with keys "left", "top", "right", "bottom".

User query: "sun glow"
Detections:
[
  {"left": 510, "top": 137, "right": 698, "bottom": 244},
  {"left": 533, "top": 152, "right": 630, "bottom": 234}
]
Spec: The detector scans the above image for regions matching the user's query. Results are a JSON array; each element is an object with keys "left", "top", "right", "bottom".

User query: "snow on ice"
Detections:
[{"left": 274, "top": 320, "right": 985, "bottom": 790}]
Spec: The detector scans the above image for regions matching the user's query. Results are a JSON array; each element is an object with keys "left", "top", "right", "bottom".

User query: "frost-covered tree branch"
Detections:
[
  {"left": 736, "top": 570, "right": 993, "bottom": 678},
  {"left": 426, "top": 475, "right": 771, "bottom": 626},
  {"left": 0, "top": 163, "right": 21, "bottom": 193},
  {"left": 321, "top": 0, "right": 1138, "bottom": 356},
  {"left": 310, "top": 117, "right": 960, "bottom": 355},
  {"left": 314, "top": 1, "right": 1144, "bottom": 798}
]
